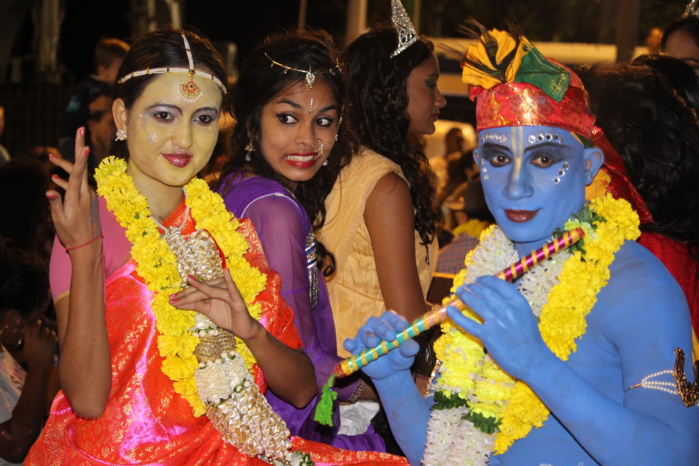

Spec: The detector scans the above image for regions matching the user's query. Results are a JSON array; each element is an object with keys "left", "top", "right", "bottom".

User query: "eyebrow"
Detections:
[
  {"left": 523, "top": 141, "right": 567, "bottom": 150},
  {"left": 480, "top": 141, "right": 567, "bottom": 151},
  {"left": 146, "top": 104, "right": 182, "bottom": 115},
  {"left": 480, "top": 142, "right": 509, "bottom": 151},
  {"left": 145, "top": 104, "right": 220, "bottom": 115},
  {"left": 276, "top": 98, "right": 339, "bottom": 113}
]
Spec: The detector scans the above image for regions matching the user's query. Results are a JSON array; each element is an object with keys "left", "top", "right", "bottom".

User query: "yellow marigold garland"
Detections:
[
  {"left": 95, "top": 156, "right": 267, "bottom": 417},
  {"left": 428, "top": 195, "right": 639, "bottom": 461}
]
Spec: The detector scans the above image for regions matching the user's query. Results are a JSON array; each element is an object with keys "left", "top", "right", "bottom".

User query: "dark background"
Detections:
[
  {"left": 46, "top": 0, "right": 689, "bottom": 84},
  {"left": 0, "top": 0, "right": 687, "bottom": 157}
]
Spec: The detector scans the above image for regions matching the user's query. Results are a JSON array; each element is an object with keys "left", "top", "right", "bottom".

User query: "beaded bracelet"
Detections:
[
  {"left": 65, "top": 234, "right": 103, "bottom": 252},
  {"left": 347, "top": 379, "right": 366, "bottom": 404}
]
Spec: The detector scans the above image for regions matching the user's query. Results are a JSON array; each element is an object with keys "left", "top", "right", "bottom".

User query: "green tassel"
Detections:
[{"left": 314, "top": 375, "right": 338, "bottom": 426}]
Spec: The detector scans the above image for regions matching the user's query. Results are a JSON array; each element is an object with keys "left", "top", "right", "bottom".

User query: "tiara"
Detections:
[
  {"left": 117, "top": 34, "right": 227, "bottom": 101},
  {"left": 686, "top": 0, "right": 699, "bottom": 17},
  {"left": 390, "top": 0, "right": 419, "bottom": 58},
  {"left": 264, "top": 53, "right": 339, "bottom": 91}
]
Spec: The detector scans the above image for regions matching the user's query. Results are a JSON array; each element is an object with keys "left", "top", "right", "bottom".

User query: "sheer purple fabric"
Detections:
[{"left": 218, "top": 172, "right": 385, "bottom": 451}]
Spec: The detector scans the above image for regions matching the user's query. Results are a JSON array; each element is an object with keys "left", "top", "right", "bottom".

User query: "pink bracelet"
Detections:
[{"left": 65, "top": 234, "right": 103, "bottom": 252}]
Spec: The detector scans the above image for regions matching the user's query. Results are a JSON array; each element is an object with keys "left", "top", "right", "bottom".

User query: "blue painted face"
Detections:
[{"left": 475, "top": 125, "right": 603, "bottom": 256}]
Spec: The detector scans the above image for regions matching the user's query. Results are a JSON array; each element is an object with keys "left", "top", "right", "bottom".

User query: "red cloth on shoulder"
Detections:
[{"left": 638, "top": 232, "right": 699, "bottom": 337}]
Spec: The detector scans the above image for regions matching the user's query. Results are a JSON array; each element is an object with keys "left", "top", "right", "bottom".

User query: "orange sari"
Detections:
[{"left": 27, "top": 204, "right": 406, "bottom": 465}]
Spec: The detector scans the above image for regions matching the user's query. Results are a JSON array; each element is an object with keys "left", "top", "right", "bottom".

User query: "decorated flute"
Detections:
[{"left": 333, "top": 227, "right": 585, "bottom": 377}]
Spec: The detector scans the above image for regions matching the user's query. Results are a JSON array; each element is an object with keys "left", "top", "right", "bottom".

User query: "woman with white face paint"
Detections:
[
  {"left": 344, "top": 25, "right": 699, "bottom": 466},
  {"left": 26, "top": 28, "right": 406, "bottom": 466}
]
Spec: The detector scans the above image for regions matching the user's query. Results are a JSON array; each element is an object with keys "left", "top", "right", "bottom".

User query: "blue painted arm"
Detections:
[
  {"left": 448, "top": 244, "right": 699, "bottom": 464},
  {"left": 344, "top": 311, "right": 433, "bottom": 465}
]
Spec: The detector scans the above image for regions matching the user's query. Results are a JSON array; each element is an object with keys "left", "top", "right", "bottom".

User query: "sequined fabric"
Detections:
[{"left": 471, "top": 78, "right": 596, "bottom": 139}]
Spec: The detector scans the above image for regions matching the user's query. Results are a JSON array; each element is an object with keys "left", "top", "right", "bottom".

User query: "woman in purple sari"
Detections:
[{"left": 215, "top": 30, "right": 384, "bottom": 452}]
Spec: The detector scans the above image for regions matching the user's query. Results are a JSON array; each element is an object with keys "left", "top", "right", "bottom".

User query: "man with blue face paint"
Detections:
[{"left": 344, "top": 25, "right": 699, "bottom": 465}]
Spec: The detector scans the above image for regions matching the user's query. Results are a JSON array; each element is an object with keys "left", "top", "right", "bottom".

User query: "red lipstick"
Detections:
[
  {"left": 284, "top": 152, "right": 320, "bottom": 169},
  {"left": 505, "top": 209, "right": 539, "bottom": 223}
]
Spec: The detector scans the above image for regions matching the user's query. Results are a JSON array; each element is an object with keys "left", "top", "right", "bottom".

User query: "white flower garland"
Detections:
[{"left": 425, "top": 226, "right": 572, "bottom": 464}]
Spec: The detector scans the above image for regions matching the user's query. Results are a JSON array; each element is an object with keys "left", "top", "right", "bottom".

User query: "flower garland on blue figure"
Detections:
[{"left": 343, "top": 23, "right": 699, "bottom": 466}]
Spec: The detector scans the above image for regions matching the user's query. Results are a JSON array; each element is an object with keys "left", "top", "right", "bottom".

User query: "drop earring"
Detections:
[
  {"left": 115, "top": 129, "right": 127, "bottom": 142},
  {"left": 245, "top": 139, "right": 254, "bottom": 162},
  {"left": 334, "top": 114, "right": 343, "bottom": 142}
]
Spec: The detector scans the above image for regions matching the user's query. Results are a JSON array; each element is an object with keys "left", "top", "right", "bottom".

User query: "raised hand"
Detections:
[
  {"left": 169, "top": 270, "right": 261, "bottom": 340},
  {"left": 343, "top": 310, "right": 419, "bottom": 381},
  {"left": 45, "top": 127, "right": 101, "bottom": 251},
  {"left": 447, "top": 275, "right": 553, "bottom": 380}
]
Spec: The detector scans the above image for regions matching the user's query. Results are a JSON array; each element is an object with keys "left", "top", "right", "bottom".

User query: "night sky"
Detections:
[{"left": 58, "top": 0, "right": 347, "bottom": 83}]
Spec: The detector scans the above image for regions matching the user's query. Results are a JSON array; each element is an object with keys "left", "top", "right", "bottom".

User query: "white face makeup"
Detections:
[
  {"left": 114, "top": 73, "right": 223, "bottom": 195},
  {"left": 258, "top": 79, "right": 339, "bottom": 190},
  {"left": 475, "top": 125, "right": 603, "bottom": 256}
]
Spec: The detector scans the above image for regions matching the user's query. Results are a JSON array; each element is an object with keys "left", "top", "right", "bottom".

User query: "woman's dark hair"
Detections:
[
  {"left": 661, "top": 15, "right": 699, "bottom": 51},
  {"left": 111, "top": 28, "right": 228, "bottom": 160},
  {"left": 631, "top": 53, "right": 699, "bottom": 112},
  {"left": 0, "top": 160, "right": 52, "bottom": 253},
  {"left": 576, "top": 63, "right": 699, "bottom": 257},
  {"left": 0, "top": 240, "right": 49, "bottom": 319},
  {"left": 216, "top": 29, "right": 347, "bottom": 275},
  {"left": 342, "top": 26, "right": 440, "bottom": 248}
]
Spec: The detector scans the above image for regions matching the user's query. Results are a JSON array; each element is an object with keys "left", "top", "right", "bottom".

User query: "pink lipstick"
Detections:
[{"left": 163, "top": 153, "right": 192, "bottom": 168}]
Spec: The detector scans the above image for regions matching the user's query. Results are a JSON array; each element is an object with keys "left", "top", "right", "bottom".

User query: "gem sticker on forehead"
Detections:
[
  {"left": 480, "top": 132, "right": 508, "bottom": 144},
  {"left": 528, "top": 132, "right": 564, "bottom": 145}
]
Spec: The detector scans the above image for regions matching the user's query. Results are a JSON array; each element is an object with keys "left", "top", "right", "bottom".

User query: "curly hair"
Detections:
[
  {"left": 342, "top": 26, "right": 440, "bottom": 248},
  {"left": 216, "top": 30, "right": 348, "bottom": 274},
  {"left": 631, "top": 53, "right": 699, "bottom": 112},
  {"left": 111, "top": 27, "right": 228, "bottom": 160},
  {"left": 576, "top": 63, "right": 699, "bottom": 257},
  {"left": 0, "top": 239, "right": 49, "bottom": 319},
  {"left": 0, "top": 160, "right": 52, "bottom": 253}
]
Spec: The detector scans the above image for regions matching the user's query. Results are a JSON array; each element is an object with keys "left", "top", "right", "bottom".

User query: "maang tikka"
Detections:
[
  {"left": 117, "top": 34, "right": 228, "bottom": 101},
  {"left": 264, "top": 53, "right": 340, "bottom": 91}
]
